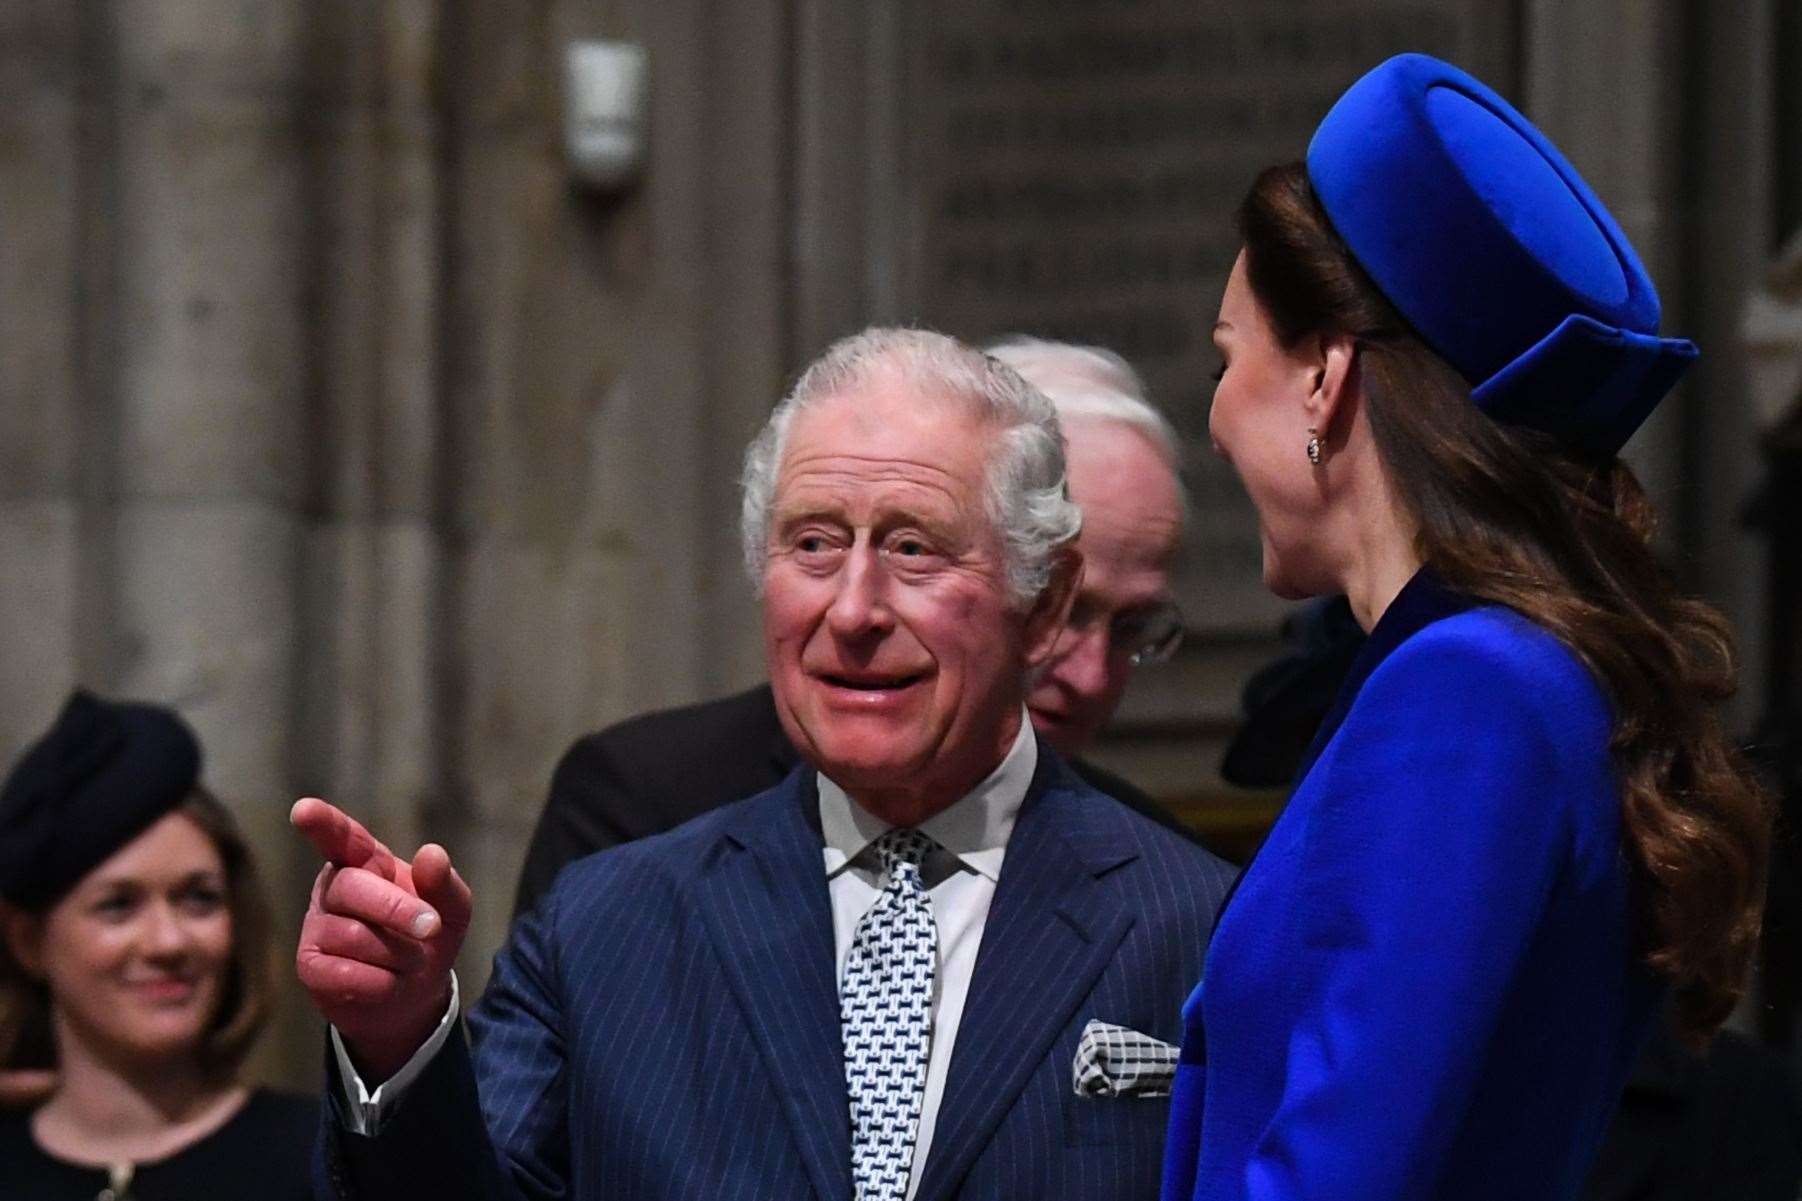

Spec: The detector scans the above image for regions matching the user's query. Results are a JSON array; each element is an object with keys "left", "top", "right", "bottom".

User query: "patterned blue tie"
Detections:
[{"left": 841, "top": 828, "right": 939, "bottom": 1201}]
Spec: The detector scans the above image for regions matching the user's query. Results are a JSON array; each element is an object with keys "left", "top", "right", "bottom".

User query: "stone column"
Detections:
[
  {"left": 1522, "top": 0, "right": 1688, "bottom": 525},
  {"left": 301, "top": 0, "right": 448, "bottom": 876},
  {"left": 1681, "top": 6, "right": 1777, "bottom": 732},
  {"left": 420, "top": 0, "right": 796, "bottom": 987},
  {"left": 0, "top": 5, "right": 83, "bottom": 755},
  {"left": 1743, "top": 234, "right": 1802, "bottom": 438},
  {"left": 1742, "top": 228, "right": 1802, "bottom": 774},
  {"left": 93, "top": 0, "right": 314, "bottom": 1079},
  {"left": 268, "top": 1, "right": 457, "bottom": 1082},
  {"left": 1524, "top": 1, "right": 1775, "bottom": 736},
  {"left": 1741, "top": 229, "right": 1802, "bottom": 1053}
]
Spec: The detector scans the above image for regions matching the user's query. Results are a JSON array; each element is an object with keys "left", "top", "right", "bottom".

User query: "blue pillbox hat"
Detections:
[
  {"left": 0, "top": 691, "right": 202, "bottom": 909},
  {"left": 1306, "top": 53, "right": 1696, "bottom": 456}
]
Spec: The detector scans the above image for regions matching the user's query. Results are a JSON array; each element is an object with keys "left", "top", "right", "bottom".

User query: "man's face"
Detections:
[
  {"left": 762, "top": 383, "right": 1069, "bottom": 811},
  {"left": 1027, "top": 417, "right": 1183, "bottom": 754}
]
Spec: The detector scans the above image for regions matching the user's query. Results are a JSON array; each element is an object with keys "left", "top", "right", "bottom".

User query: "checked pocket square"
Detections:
[{"left": 1071, "top": 1019, "right": 1179, "bottom": 1098}]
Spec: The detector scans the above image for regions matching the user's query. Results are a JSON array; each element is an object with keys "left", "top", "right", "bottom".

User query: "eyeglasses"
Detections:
[
  {"left": 1066, "top": 599, "right": 1186, "bottom": 668},
  {"left": 1121, "top": 602, "right": 1185, "bottom": 668}
]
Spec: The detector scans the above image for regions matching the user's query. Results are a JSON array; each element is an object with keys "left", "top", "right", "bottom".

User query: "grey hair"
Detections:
[
  {"left": 983, "top": 335, "right": 1180, "bottom": 466},
  {"left": 740, "top": 327, "right": 1083, "bottom": 607}
]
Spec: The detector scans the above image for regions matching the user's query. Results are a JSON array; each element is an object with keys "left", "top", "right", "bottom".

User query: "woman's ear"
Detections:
[
  {"left": 1305, "top": 332, "right": 1359, "bottom": 439},
  {"left": 1, "top": 905, "right": 44, "bottom": 980}
]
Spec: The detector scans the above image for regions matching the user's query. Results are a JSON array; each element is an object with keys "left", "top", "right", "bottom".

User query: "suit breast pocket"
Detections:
[{"left": 1063, "top": 1091, "right": 1172, "bottom": 1147}]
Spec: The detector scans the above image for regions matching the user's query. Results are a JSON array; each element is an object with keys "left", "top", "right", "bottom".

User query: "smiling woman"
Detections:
[{"left": 0, "top": 692, "right": 314, "bottom": 1200}]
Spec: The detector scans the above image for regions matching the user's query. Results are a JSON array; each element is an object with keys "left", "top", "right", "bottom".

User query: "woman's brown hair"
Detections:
[
  {"left": 1238, "top": 161, "right": 1771, "bottom": 1046},
  {"left": 0, "top": 786, "right": 275, "bottom": 1080}
]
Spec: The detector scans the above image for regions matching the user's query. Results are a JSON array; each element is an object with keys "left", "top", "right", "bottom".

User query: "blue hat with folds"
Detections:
[{"left": 1305, "top": 53, "right": 1696, "bottom": 457}]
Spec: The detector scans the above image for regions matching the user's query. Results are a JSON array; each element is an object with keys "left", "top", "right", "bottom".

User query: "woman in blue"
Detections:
[{"left": 1161, "top": 54, "right": 1772, "bottom": 1201}]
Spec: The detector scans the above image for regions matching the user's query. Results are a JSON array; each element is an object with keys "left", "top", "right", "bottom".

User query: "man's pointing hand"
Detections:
[{"left": 291, "top": 797, "right": 472, "bottom": 1083}]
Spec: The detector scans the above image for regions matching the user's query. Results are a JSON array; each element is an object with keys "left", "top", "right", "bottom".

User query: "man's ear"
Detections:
[
  {"left": 1304, "top": 331, "right": 1359, "bottom": 442},
  {"left": 1022, "top": 546, "right": 1082, "bottom": 671},
  {"left": 0, "top": 905, "right": 44, "bottom": 979}
]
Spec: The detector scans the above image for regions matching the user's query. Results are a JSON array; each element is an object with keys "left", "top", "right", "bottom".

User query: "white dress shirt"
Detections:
[
  {"left": 819, "top": 710, "right": 1035, "bottom": 1201},
  {"left": 331, "top": 971, "right": 461, "bottom": 1134},
  {"left": 333, "top": 710, "right": 1039, "bottom": 1201}
]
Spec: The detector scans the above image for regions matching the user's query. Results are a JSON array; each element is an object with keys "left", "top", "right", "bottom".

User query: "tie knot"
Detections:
[{"left": 874, "top": 827, "right": 934, "bottom": 876}]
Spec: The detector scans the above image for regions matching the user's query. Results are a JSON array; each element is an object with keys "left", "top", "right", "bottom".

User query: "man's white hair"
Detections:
[
  {"left": 740, "top": 327, "right": 1083, "bottom": 607},
  {"left": 983, "top": 335, "right": 1180, "bottom": 466}
]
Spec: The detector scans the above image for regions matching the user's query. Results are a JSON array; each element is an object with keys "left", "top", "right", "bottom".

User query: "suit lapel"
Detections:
[
  {"left": 914, "top": 753, "right": 1138, "bottom": 1201},
  {"left": 694, "top": 773, "right": 852, "bottom": 1201}
]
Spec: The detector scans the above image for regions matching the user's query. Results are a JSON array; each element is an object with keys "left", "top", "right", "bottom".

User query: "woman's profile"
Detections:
[{"left": 1163, "top": 53, "right": 1772, "bottom": 1201}]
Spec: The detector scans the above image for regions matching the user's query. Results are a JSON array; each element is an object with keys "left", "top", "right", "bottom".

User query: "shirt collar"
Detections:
[{"left": 817, "top": 709, "right": 1037, "bottom": 884}]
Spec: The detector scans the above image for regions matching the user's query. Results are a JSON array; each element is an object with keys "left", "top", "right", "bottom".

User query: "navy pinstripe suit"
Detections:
[{"left": 320, "top": 744, "right": 1235, "bottom": 1200}]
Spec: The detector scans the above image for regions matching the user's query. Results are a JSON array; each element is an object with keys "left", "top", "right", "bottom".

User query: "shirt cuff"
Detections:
[{"left": 330, "top": 972, "right": 461, "bottom": 1136}]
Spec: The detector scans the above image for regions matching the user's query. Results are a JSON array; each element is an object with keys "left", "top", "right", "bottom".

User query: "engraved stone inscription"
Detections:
[{"left": 902, "top": 1, "right": 1507, "bottom": 631}]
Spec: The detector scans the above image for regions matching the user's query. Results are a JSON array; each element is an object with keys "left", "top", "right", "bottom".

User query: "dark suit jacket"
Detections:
[
  {"left": 1584, "top": 1024, "right": 1802, "bottom": 1201},
  {"left": 323, "top": 748, "right": 1239, "bottom": 1201},
  {"left": 515, "top": 683, "right": 1208, "bottom": 918}
]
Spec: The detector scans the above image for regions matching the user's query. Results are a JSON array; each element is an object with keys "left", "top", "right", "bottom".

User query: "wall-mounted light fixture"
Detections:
[{"left": 564, "top": 41, "right": 648, "bottom": 192}]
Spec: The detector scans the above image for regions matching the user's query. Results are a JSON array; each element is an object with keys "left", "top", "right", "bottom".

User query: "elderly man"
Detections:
[
  {"left": 294, "top": 328, "right": 1234, "bottom": 1201},
  {"left": 986, "top": 337, "right": 1187, "bottom": 752},
  {"left": 514, "top": 336, "right": 1200, "bottom": 916}
]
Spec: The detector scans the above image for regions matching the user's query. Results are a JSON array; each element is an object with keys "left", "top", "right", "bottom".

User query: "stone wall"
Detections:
[
  {"left": 0, "top": 0, "right": 787, "bottom": 1086},
  {"left": 0, "top": 0, "right": 1787, "bottom": 1087}
]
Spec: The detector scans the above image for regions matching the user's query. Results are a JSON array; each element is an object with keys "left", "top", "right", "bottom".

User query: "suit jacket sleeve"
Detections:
[
  {"left": 1238, "top": 629, "right": 1608, "bottom": 1200},
  {"left": 319, "top": 897, "right": 571, "bottom": 1201}
]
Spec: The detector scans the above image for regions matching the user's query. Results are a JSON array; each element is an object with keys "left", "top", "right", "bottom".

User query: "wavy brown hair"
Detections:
[
  {"left": 1239, "top": 161, "right": 1771, "bottom": 1046},
  {"left": 0, "top": 787, "right": 274, "bottom": 1082}
]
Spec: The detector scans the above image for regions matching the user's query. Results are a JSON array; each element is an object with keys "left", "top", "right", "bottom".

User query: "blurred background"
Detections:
[{"left": 1, "top": 0, "right": 1797, "bottom": 1101}]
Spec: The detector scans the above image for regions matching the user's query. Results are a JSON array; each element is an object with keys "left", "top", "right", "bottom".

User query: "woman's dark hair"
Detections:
[
  {"left": 0, "top": 786, "right": 275, "bottom": 1080},
  {"left": 1238, "top": 161, "right": 1771, "bottom": 1046}
]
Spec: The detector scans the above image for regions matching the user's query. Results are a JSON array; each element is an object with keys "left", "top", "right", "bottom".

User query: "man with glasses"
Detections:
[
  {"left": 988, "top": 338, "right": 1188, "bottom": 757},
  {"left": 514, "top": 337, "right": 1205, "bottom": 918}
]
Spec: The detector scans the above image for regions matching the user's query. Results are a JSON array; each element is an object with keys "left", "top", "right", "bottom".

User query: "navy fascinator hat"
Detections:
[
  {"left": 0, "top": 691, "right": 202, "bottom": 910},
  {"left": 1306, "top": 53, "right": 1697, "bottom": 457}
]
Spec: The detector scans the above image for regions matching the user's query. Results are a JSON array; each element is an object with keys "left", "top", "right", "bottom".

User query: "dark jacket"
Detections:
[
  {"left": 1585, "top": 1024, "right": 1802, "bottom": 1201},
  {"left": 326, "top": 751, "right": 1238, "bottom": 1201},
  {"left": 515, "top": 683, "right": 1207, "bottom": 918}
]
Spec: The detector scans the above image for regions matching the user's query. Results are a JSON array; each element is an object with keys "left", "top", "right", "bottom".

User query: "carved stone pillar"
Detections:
[
  {"left": 1742, "top": 231, "right": 1802, "bottom": 1047},
  {"left": 104, "top": 0, "right": 313, "bottom": 1077},
  {"left": 0, "top": 5, "right": 83, "bottom": 753}
]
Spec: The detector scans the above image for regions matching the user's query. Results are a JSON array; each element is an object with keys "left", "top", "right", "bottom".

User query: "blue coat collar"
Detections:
[
  {"left": 1291, "top": 568, "right": 1478, "bottom": 787},
  {"left": 1205, "top": 570, "right": 1479, "bottom": 950}
]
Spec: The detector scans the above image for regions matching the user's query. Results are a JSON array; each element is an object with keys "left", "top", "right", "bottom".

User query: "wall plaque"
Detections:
[{"left": 895, "top": 1, "right": 1516, "bottom": 633}]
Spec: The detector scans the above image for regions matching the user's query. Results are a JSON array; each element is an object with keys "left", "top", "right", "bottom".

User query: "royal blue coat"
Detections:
[{"left": 1161, "top": 572, "right": 1662, "bottom": 1201}]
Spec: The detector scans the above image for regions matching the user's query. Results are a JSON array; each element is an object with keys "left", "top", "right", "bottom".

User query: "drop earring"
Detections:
[{"left": 1306, "top": 427, "right": 1322, "bottom": 466}]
